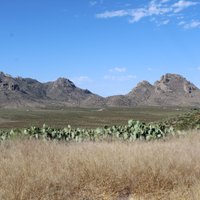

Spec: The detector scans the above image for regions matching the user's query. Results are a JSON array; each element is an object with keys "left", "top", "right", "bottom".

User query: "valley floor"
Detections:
[
  {"left": 0, "top": 106, "right": 188, "bottom": 129},
  {"left": 1, "top": 132, "right": 200, "bottom": 200}
]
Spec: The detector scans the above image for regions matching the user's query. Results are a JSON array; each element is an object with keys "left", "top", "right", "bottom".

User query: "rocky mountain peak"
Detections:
[
  {"left": 53, "top": 78, "right": 76, "bottom": 88},
  {"left": 0, "top": 72, "right": 12, "bottom": 80},
  {"left": 0, "top": 71, "right": 200, "bottom": 108},
  {"left": 154, "top": 73, "right": 198, "bottom": 94},
  {"left": 156, "top": 73, "right": 186, "bottom": 84},
  {"left": 0, "top": 71, "right": 5, "bottom": 77},
  {"left": 0, "top": 72, "right": 20, "bottom": 92},
  {"left": 136, "top": 80, "right": 153, "bottom": 88},
  {"left": 128, "top": 80, "right": 154, "bottom": 97}
]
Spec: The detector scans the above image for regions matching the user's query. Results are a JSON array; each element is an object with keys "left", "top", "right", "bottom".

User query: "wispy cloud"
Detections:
[
  {"left": 109, "top": 67, "right": 127, "bottom": 73},
  {"left": 181, "top": 20, "right": 200, "bottom": 29},
  {"left": 104, "top": 68, "right": 136, "bottom": 81},
  {"left": 147, "top": 67, "right": 153, "bottom": 71},
  {"left": 96, "top": 10, "right": 128, "bottom": 18},
  {"left": 162, "top": 19, "right": 170, "bottom": 25},
  {"left": 71, "top": 76, "right": 92, "bottom": 84},
  {"left": 104, "top": 75, "right": 136, "bottom": 81},
  {"left": 89, "top": 1, "right": 97, "bottom": 7},
  {"left": 96, "top": 0, "right": 200, "bottom": 28},
  {"left": 161, "top": 0, "right": 171, "bottom": 3},
  {"left": 173, "top": 0, "right": 198, "bottom": 13}
]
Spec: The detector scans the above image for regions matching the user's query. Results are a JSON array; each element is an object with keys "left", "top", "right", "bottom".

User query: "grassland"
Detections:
[
  {"left": 0, "top": 106, "right": 199, "bottom": 200},
  {"left": 0, "top": 132, "right": 200, "bottom": 200},
  {"left": 0, "top": 106, "right": 189, "bottom": 129}
]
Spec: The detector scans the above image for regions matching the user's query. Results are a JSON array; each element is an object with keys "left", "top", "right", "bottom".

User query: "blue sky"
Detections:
[{"left": 0, "top": 0, "right": 200, "bottom": 97}]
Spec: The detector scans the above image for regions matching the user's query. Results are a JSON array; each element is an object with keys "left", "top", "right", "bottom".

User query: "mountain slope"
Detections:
[
  {"left": 106, "top": 73, "right": 200, "bottom": 107},
  {"left": 145, "top": 74, "right": 200, "bottom": 106},
  {"left": 0, "top": 72, "right": 200, "bottom": 108},
  {"left": 0, "top": 72, "right": 105, "bottom": 108},
  {"left": 0, "top": 72, "right": 47, "bottom": 108}
]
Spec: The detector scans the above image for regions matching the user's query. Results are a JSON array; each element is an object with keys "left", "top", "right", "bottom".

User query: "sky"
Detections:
[{"left": 0, "top": 0, "right": 200, "bottom": 97}]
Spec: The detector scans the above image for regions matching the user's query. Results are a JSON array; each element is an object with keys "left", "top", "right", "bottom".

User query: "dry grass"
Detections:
[{"left": 1, "top": 132, "right": 200, "bottom": 200}]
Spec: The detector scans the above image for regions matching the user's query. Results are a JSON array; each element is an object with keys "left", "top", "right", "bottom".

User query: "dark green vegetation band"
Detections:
[{"left": 0, "top": 111, "right": 200, "bottom": 142}]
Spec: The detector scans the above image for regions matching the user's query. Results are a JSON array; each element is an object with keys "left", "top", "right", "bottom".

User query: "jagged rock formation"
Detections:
[
  {"left": 147, "top": 73, "right": 200, "bottom": 106},
  {"left": 0, "top": 72, "right": 104, "bottom": 108},
  {"left": 0, "top": 72, "right": 200, "bottom": 108},
  {"left": 106, "top": 73, "right": 200, "bottom": 107},
  {"left": 127, "top": 80, "right": 155, "bottom": 105}
]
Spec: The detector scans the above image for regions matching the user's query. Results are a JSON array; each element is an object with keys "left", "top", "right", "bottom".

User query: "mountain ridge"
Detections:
[{"left": 0, "top": 72, "right": 200, "bottom": 108}]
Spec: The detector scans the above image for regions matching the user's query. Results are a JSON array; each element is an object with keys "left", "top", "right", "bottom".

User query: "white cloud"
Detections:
[
  {"left": 161, "top": 0, "right": 171, "bottom": 3},
  {"left": 109, "top": 67, "right": 127, "bottom": 73},
  {"left": 197, "top": 66, "right": 200, "bottom": 71},
  {"left": 96, "top": 10, "right": 128, "bottom": 18},
  {"left": 162, "top": 19, "right": 170, "bottom": 25},
  {"left": 96, "top": 1, "right": 173, "bottom": 23},
  {"left": 105, "top": 67, "right": 136, "bottom": 81},
  {"left": 178, "top": 20, "right": 186, "bottom": 26},
  {"left": 173, "top": 0, "right": 198, "bottom": 13},
  {"left": 71, "top": 76, "right": 92, "bottom": 84},
  {"left": 183, "top": 20, "right": 200, "bottom": 28},
  {"left": 129, "top": 8, "right": 147, "bottom": 23},
  {"left": 104, "top": 75, "right": 136, "bottom": 81},
  {"left": 89, "top": 1, "right": 97, "bottom": 7},
  {"left": 147, "top": 67, "right": 153, "bottom": 71},
  {"left": 115, "top": 67, "right": 127, "bottom": 72},
  {"left": 96, "top": 0, "right": 199, "bottom": 28}
]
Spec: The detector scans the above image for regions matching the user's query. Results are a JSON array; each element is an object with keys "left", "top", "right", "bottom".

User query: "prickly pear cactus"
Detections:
[{"left": 0, "top": 120, "right": 174, "bottom": 142}]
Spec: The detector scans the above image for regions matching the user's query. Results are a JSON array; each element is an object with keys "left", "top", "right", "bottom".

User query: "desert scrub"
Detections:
[
  {"left": 0, "top": 120, "right": 173, "bottom": 142},
  {"left": 162, "top": 110, "right": 200, "bottom": 130},
  {"left": 0, "top": 132, "right": 200, "bottom": 200}
]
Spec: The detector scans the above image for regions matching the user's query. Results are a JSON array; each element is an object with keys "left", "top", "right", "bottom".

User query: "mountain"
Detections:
[
  {"left": 106, "top": 73, "right": 200, "bottom": 107},
  {"left": 146, "top": 73, "right": 200, "bottom": 106},
  {"left": 44, "top": 78, "right": 105, "bottom": 107},
  {"left": 0, "top": 72, "right": 46, "bottom": 108},
  {"left": 0, "top": 72, "right": 200, "bottom": 108},
  {"left": 0, "top": 72, "right": 105, "bottom": 108}
]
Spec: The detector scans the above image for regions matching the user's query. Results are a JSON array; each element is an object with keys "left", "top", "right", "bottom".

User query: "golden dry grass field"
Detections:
[{"left": 0, "top": 131, "right": 200, "bottom": 200}]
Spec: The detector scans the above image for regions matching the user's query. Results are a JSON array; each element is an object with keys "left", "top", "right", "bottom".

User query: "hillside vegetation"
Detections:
[{"left": 1, "top": 110, "right": 200, "bottom": 142}]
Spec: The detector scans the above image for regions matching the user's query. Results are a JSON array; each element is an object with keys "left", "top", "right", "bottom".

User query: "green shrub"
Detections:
[{"left": 0, "top": 120, "right": 173, "bottom": 142}]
